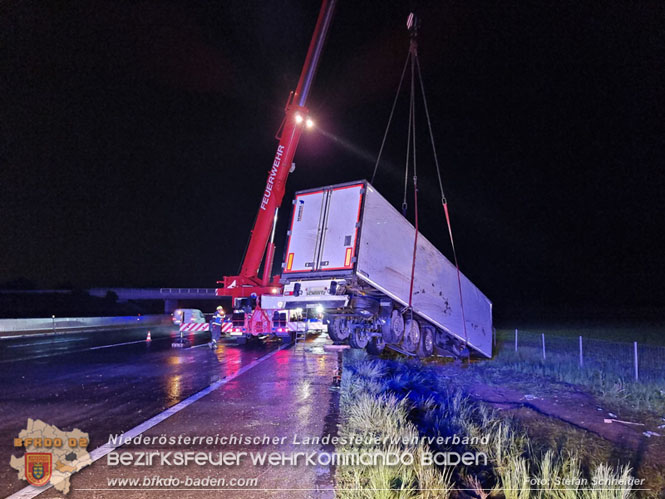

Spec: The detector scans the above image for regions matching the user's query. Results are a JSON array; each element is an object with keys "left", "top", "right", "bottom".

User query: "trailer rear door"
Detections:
[
  {"left": 318, "top": 183, "right": 364, "bottom": 271},
  {"left": 283, "top": 182, "right": 364, "bottom": 274},
  {"left": 283, "top": 189, "right": 326, "bottom": 273}
]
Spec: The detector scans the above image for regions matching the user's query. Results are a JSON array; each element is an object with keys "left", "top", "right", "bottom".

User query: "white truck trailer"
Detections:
[{"left": 261, "top": 180, "right": 493, "bottom": 358}]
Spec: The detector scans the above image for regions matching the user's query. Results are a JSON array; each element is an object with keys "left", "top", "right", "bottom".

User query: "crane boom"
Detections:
[{"left": 217, "top": 0, "right": 336, "bottom": 298}]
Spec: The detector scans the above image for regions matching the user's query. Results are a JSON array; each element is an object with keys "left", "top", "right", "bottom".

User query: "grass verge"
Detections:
[
  {"left": 484, "top": 331, "right": 665, "bottom": 414},
  {"left": 336, "top": 351, "right": 638, "bottom": 498}
]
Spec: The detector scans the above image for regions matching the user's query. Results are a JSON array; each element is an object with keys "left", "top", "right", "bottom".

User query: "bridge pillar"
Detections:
[{"left": 164, "top": 299, "right": 178, "bottom": 314}]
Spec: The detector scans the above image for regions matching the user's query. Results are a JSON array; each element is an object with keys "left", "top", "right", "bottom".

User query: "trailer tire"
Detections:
[
  {"left": 385, "top": 309, "right": 404, "bottom": 344},
  {"left": 329, "top": 317, "right": 351, "bottom": 342},
  {"left": 417, "top": 326, "right": 435, "bottom": 358},
  {"left": 349, "top": 328, "right": 369, "bottom": 349},
  {"left": 403, "top": 318, "right": 420, "bottom": 353},
  {"left": 366, "top": 336, "right": 386, "bottom": 355}
]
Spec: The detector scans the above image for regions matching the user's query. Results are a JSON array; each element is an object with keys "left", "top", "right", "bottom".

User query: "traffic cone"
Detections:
[{"left": 146, "top": 331, "right": 152, "bottom": 342}]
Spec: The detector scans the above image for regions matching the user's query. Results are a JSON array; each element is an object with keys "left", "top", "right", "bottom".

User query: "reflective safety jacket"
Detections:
[{"left": 211, "top": 312, "right": 224, "bottom": 326}]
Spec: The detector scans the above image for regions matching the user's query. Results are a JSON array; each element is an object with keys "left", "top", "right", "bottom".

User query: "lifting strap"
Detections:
[
  {"left": 370, "top": 52, "right": 410, "bottom": 186},
  {"left": 372, "top": 13, "right": 470, "bottom": 356},
  {"left": 406, "top": 38, "right": 418, "bottom": 308},
  {"left": 415, "top": 47, "right": 470, "bottom": 357},
  {"left": 442, "top": 201, "right": 469, "bottom": 356}
]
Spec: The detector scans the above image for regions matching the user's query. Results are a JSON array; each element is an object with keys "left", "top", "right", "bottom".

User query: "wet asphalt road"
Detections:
[{"left": 0, "top": 326, "right": 281, "bottom": 497}]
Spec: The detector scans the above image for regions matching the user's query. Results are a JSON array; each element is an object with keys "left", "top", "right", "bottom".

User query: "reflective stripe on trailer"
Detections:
[
  {"left": 179, "top": 323, "right": 210, "bottom": 332},
  {"left": 222, "top": 322, "right": 232, "bottom": 332}
]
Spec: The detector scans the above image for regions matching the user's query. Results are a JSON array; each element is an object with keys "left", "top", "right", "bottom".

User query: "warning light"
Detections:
[
  {"left": 271, "top": 288, "right": 278, "bottom": 294},
  {"left": 305, "top": 118, "right": 314, "bottom": 129},
  {"left": 295, "top": 113, "right": 304, "bottom": 124}
]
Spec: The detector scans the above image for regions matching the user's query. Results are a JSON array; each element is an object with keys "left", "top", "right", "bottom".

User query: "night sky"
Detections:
[{"left": 2, "top": 1, "right": 664, "bottom": 320}]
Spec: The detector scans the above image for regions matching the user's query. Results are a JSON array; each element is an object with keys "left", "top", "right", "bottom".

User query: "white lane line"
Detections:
[
  {"left": 0, "top": 337, "right": 212, "bottom": 364},
  {"left": 89, "top": 339, "right": 151, "bottom": 350},
  {"left": 191, "top": 343, "right": 210, "bottom": 349},
  {"left": 7, "top": 337, "right": 84, "bottom": 348},
  {"left": 8, "top": 343, "right": 291, "bottom": 499},
  {"left": 0, "top": 339, "right": 155, "bottom": 363},
  {"left": 0, "top": 325, "right": 160, "bottom": 341}
]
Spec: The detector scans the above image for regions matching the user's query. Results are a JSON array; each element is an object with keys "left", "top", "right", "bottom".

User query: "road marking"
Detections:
[
  {"left": 8, "top": 342, "right": 291, "bottom": 499},
  {"left": 0, "top": 331, "right": 213, "bottom": 364},
  {"left": 89, "top": 339, "right": 151, "bottom": 350},
  {"left": 6, "top": 337, "right": 84, "bottom": 348},
  {"left": 0, "top": 339, "right": 159, "bottom": 364},
  {"left": 0, "top": 325, "right": 158, "bottom": 341}
]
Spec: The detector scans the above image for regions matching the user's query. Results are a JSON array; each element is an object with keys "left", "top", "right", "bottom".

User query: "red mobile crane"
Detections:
[
  {"left": 216, "top": 1, "right": 336, "bottom": 304},
  {"left": 213, "top": 6, "right": 493, "bottom": 355}
]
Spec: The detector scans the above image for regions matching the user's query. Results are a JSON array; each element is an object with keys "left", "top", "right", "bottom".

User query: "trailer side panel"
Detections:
[{"left": 356, "top": 184, "right": 493, "bottom": 358}]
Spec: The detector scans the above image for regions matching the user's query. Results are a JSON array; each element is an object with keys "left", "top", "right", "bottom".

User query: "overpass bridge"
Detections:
[
  {"left": 87, "top": 288, "right": 221, "bottom": 312},
  {"left": 1, "top": 288, "right": 222, "bottom": 313}
]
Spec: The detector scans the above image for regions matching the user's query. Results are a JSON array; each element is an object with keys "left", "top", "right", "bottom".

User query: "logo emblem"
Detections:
[{"left": 25, "top": 453, "right": 51, "bottom": 487}]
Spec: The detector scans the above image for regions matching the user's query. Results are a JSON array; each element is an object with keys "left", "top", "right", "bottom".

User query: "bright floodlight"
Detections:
[
  {"left": 305, "top": 118, "right": 314, "bottom": 129},
  {"left": 294, "top": 113, "right": 304, "bottom": 124},
  {"left": 316, "top": 304, "right": 324, "bottom": 314}
]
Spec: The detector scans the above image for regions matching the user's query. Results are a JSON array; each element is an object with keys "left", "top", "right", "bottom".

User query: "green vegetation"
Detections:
[
  {"left": 336, "top": 352, "right": 636, "bottom": 498},
  {"left": 506, "top": 326, "right": 665, "bottom": 347},
  {"left": 483, "top": 330, "right": 665, "bottom": 414}
]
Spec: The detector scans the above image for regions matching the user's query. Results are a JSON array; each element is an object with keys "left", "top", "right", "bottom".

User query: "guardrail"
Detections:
[
  {"left": 0, "top": 315, "right": 171, "bottom": 338},
  {"left": 159, "top": 288, "right": 217, "bottom": 295}
]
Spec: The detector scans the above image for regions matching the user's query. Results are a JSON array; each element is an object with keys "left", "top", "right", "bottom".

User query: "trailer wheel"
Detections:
[
  {"left": 366, "top": 336, "right": 385, "bottom": 355},
  {"left": 329, "top": 317, "right": 351, "bottom": 342},
  {"left": 349, "top": 328, "right": 369, "bottom": 349},
  {"left": 403, "top": 318, "right": 420, "bottom": 353},
  {"left": 385, "top": 310, "right": 404, "bottom": 344},
  {"left": 417, "top": 327, "right": 435, "bottom": 358}
]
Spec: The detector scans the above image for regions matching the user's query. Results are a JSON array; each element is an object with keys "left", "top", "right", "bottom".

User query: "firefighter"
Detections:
[{"left": 209, "top": 306, "right": 224, "bottom": 348}]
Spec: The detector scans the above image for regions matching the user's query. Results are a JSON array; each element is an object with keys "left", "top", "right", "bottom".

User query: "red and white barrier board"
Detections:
[
  {"left": 287, "top": 322, "right": 305, "bottom": 332},
  {"left": 179, "top": 323, "right": 209, "bottom": 332},
  {"left": 222, "top": 322, "right": 232, "bottom": 333}
]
